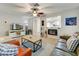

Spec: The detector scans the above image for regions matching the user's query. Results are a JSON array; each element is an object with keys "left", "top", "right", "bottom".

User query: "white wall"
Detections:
[
  {"left": 0, "top": 14, "right": 22, "bottom": 36},
  {"left": 0, "top": 12, "right": 32, "bottom": 36},
  {"left": 33, "top": 17, "right": 41, "bottom": 36},
  {"left": 0, "top": 14, "right": 11, "bottom": 36},
  {"left": 33, "top": 18, "right": 38, "bottom": 35},
  {"left": 0, "top": 12, "right": 34, "bottom": 36},
  {"left": 51, "top": 8, "right": 79, "bottom": 36},
  {"left": 0, "top": 17, "right": 10, "bottom": 36},
  {"left": 0, "top": 7, "right": 79, "bottom": 36}
]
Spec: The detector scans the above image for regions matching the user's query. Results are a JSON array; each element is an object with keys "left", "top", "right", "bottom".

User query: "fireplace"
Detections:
[{"left": 48, "top": 29, "right": 57, "bottom": 35}]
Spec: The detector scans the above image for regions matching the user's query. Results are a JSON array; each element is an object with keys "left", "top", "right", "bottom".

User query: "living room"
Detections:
[{"left": 0, "top": 3, "right": 79, "bottom": 56}]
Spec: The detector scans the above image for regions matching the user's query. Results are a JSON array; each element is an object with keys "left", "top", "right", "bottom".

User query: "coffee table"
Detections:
[{"left": 21, "top": 35, "right": 42, "bottom": 52}]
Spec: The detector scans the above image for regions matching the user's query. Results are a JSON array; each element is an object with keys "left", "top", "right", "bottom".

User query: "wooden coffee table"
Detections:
[{"left": 21, "top": 35, "right": 42, "bottom": 52}]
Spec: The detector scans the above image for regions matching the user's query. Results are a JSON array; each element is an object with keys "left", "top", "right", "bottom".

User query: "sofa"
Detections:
[{"left": 50, "top": 38, "right": 79, "bottom": 56}]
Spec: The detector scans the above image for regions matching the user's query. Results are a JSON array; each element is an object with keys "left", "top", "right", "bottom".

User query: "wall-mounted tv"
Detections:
[
  {"left": 10, "top": 24, "right": 23, "bottom": 30},
  {"left": 65, "top": 17, "right": 77, "bottom": 26}
]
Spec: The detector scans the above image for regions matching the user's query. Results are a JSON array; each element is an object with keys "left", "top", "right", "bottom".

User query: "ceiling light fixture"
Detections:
[
  {"left": 31, "top": 3, "right": 39, "bottom": 16},
  {"left": 32, "top": 8, "right": 38, "bottom": 16},
  {"left": 31, "top": 3, "right": 44, "bottom": 17}
]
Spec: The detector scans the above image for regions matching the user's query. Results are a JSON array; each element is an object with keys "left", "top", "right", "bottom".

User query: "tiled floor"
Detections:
[
  {"left": 42, "top": 35, "right": 57, "bottom": 45},
  {"left": 32, "top": 35, "right": 58, "bottom": 56}
]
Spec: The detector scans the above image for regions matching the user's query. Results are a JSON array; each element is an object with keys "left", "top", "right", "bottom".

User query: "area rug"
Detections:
[{"left": 32, "top": 42, "right": 55, "bottom": 56}]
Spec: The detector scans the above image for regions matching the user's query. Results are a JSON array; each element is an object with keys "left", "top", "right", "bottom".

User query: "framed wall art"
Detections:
[{"left": 65, "top": 17, "right": 77, "bottom": 26}]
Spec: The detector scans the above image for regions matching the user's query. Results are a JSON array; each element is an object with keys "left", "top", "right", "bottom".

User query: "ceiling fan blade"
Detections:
[
  {"left": 24, "top": 11, "right": 33, "bottom": 16},
  {"left": 29, "top": 3, "right": 39, "bottom": 7},
  {"left": 12, "top": 3, "right": 33, "bottom": 12},
  {"left": 7, "top": 4, "right": 25, "bottom": 8}
]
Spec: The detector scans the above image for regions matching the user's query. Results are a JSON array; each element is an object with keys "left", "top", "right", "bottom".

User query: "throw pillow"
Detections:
[
  {"left": 66, "top": 36, "right": 79, "bottom": 52},
  {"left": 0, "top": 43, "right": 18, "bottom": 56},
  {"left": 77, "top": 35, "right": 79, "bottom": 40}
]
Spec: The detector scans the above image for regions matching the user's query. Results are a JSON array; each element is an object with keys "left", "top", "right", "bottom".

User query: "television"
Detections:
[{"left": 10, "top": 24, "right": 23, "bottom": 30}]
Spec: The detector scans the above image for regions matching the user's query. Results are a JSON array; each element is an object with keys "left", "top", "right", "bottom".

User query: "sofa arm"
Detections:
[
  {"left": 5, "top": 40, "right": 20, "bottom": 46},
  {"left": 24, "top": 48, "right": 32, "bottom": 56},
  {"left": 17, "top": 47, "right": 32, "bottom": 56}
]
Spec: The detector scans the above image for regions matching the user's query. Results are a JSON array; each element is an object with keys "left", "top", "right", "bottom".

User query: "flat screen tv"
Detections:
[{"left": 10, "top": 24, "right": 23, "bottom": 30}]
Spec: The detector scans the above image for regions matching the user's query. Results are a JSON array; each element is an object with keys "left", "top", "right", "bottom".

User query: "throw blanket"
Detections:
[{"left": 0, "top": 43, "right": 18, "bottom": 56}]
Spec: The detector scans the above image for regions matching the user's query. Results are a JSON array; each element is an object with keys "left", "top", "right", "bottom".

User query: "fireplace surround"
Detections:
[{"left": 48, "top": 29, "right": 57, "bottom": 35}]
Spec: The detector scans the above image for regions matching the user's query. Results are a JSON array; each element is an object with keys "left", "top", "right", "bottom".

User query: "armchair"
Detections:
[{"left": 5, "top": 40, "right": 32, "bottom": 56}]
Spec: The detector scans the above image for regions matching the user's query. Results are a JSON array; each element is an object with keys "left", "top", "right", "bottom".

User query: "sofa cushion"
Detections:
[
  {"left": 77, "top": 35, "right": 79, "bottom": 40},
  {"left": 56, "top": 42, "right": 68, "bottom": 51},
  {"left": 0, "top": 43, "right": 18, "bottom": 56},
  {"left": 50, "top": 48, "right": 76, "bottom": 56},
  {"left": 67, "top": 36, "right": 79, "bottom": 52}
]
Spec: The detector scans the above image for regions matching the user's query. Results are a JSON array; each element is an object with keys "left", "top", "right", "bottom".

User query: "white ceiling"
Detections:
[{"left": 0, "top": 3, "right": 79, "bottom": 17}]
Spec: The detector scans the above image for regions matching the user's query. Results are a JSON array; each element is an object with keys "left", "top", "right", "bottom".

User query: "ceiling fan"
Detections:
[
  {"left": 12, "top": 3, "right": 44, "bottom": 17},
  {"left": 31, "top": 3, "right": 44, "bottom": 17}
]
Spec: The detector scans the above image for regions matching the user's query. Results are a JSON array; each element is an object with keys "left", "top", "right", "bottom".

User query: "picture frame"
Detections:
[{"left": 65, "top": 17, "right": 77, "bottom": 26}]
